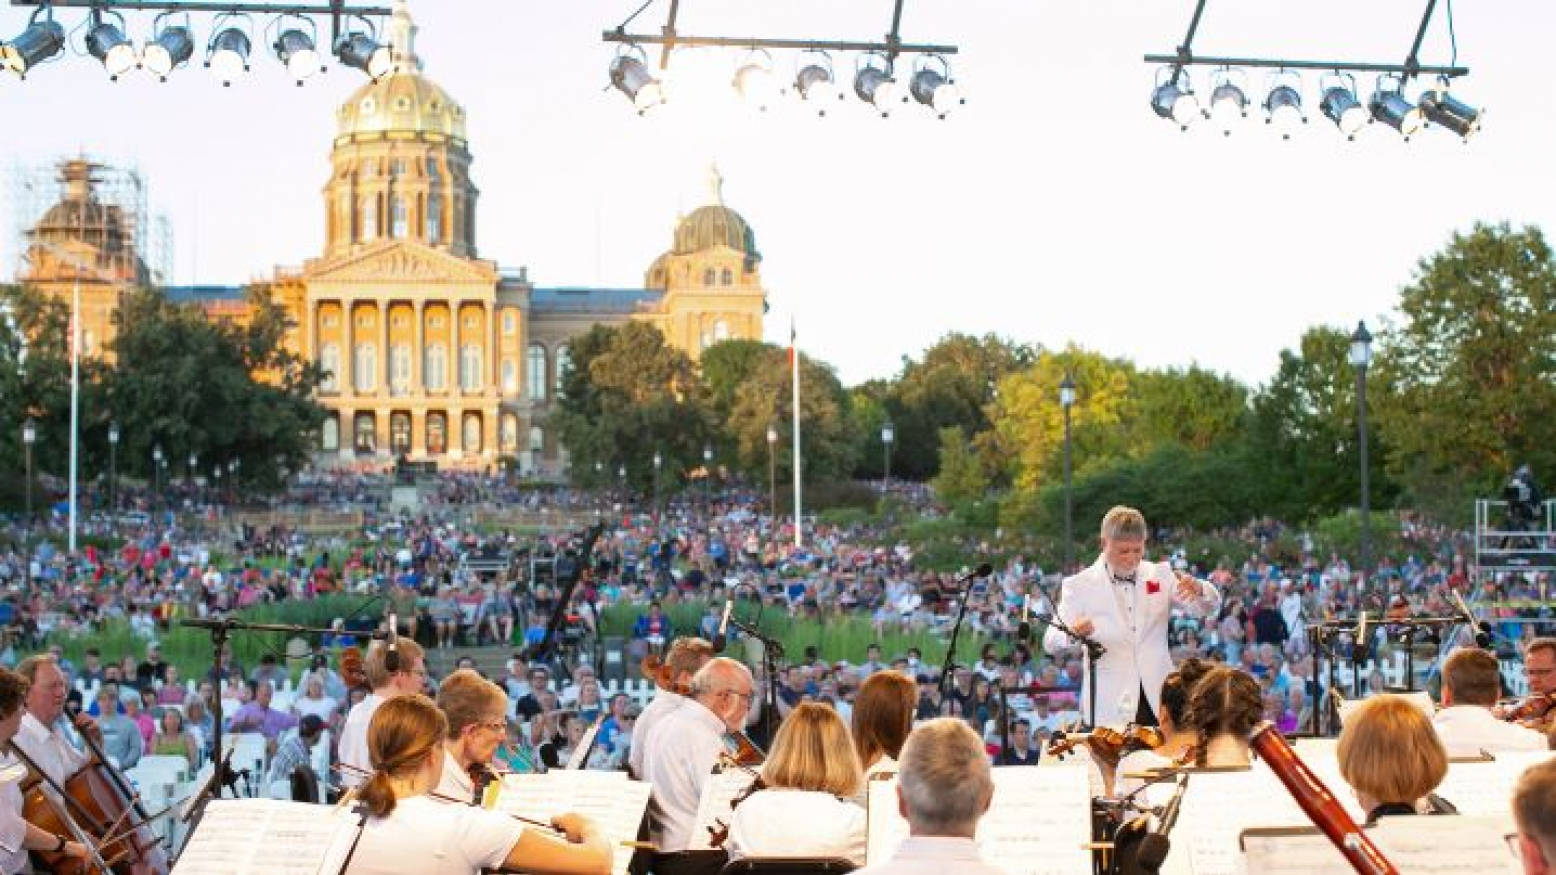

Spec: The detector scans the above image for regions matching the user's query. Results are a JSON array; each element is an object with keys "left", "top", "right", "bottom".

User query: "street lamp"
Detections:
[
  {"left": 229, "top": 458, "right": 240, "bottom": 505},
  {"left": 152, "top": 444, "right": 164, "bottom": 513},
  {"left": 1349, "top": 320, "right": 1374, "bottom": 577},
  {"left": 107, "top": 421, "right": 119, "bottom": 512},
  {"left": 766, "top": 426, "right": 778, "bottom": 519},
  {"left": 702, "top": 444, "right": 714, "bottom": 516},
  {"left": 652, "top": 450, "right": 662, "bottom": 531},
  {"left": 21, "top": 420, "right": 35, "bottom": 585},
  {"left": 1060, "top": 372, "right": 1077, "bottom": 572},
  {"left": 881, "top": 422, "right": 895, "bottom": 493}
]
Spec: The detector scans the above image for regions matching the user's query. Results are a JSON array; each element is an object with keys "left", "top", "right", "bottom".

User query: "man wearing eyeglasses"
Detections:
[
  {"left": 640, "top": 657, "right": 754, "bottom": 875},
  {"left": 339, "top": 636, "right": 427, "bottom": 789},
  {"left": 435, "top": 669, "right": 511, "bottom": 804},
  {"left": 1512, "top": 757, "right": 1556, "bottom": 875}
]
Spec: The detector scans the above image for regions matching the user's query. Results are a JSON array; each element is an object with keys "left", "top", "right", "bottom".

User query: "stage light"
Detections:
[
  {"left": 85, "top": 13, "right": 136, "bottom": 80},
  {"left": 1, "top": 11, "right": 65, "bottom": 77},
  {"left": 854, "top": 53, "right": 896, "bottom": 116},
  {"left": 732, "top": 49, "right": 776, "bottom": 111},
  {"left": 1369, "top": 77, "right": 1423, "bottom": 139},
  {"left": 609, "top": 47, "right": 663, "bottom": 114},
  {"left": 142, "top": 15, "right": 194, "bottom": 81},
  {"left": 793, "top": 51, "right": 838, "bottom": 114},
  {"left": 1208, "top": 68, "right": 1248, "bottom": 135},
  {"left": 273, "top": 17, "right": 322, "bottom": 85},
  {"left": 1150, "top": 68, "right": 1199, "bottom": 130},
  {"left": 335, "top": 21, "right": 392, "bottom": 80},
  {"left": 1419, "top": 83, "right": 1483, "bottom": 140},
  {"left": 206, "top": 16, "right": 252, "bottom": 86},
  {"left": 1319, "top": 74, "right": 1367, "bottom": 140},
  {"left": 909, "top": 55, "right": 961, "bottom": 119},
  {"left": 1263, "top": 73, "right": 1305, "bottom": 139}
]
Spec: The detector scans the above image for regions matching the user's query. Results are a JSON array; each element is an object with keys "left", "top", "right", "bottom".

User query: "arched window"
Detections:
[
  {"left": 390, "top": 195, "right": 408, "bottom": 239},
  {"left": 703, "top": 267, "right": 716, "bottom": 286},
  {"left": 426, "top": 194, "right": 442, "bottom": 244},
  {"left": 424, "top": 344, "right": 447, "bottom": 391},
  {"left": 321, "top": 415, "right": 339, "bottom": 452},
  {"left": 459, "top": 344, "right": 483, "bottom": 391},
  {"left": 721, "top": 267, "right": 733, "bottom": 285},
  {"left": 390, "top": 412, "right": 411, "bottom": 455},
  {"left": 554, "top": 346, "right": 571, "bottom": 393},
  {"left": 462, "top": 413, "right": 482, "bottom": 454},
  {"left": 529, "top": 425, "right": 544, "bottom": 453},
  {"left": 390, "top": 344, "right": 411, "bottom": 395},
  {"left": 501, "top": 360, "right": 517, "bottom": 394},
  {"left": 353, "top": 412, "right": 377, "bottom": 453},
  {"left": 526, "top": 344, "right": 548, "bottom": 401},
  {"left": 354, "top": 343, "right": 377, "bottom": 393},
  {"left": 319, "top": 344, "right": 340, "bottom": 392},
  {"left": 360, "top": 196, "right": 378, "bottom": 241},
  {"left": 500, "top": 414, "right": 518, "bottom": 453},
  {"left": 426, "top": 412, "right": 447, "bottom": 454}
]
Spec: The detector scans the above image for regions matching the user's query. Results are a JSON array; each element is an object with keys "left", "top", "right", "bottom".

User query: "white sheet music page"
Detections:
[
  {"left": 865, "top": 776, "right": 909, "bottom": 867},
  {"left": 1158, "top": 765, "right": 1314, "bottom": 875},
  {"left": 1242, "top": 815, "right": 1521, "bottom": 874},
  {"left": 172, "top": 798, "right": 362, "bottom": 875},
  {"left": 493, "top": 771, "right": 651, "bottom": 875},
  {"left": 1433, "top": 750, "right": 1556, "bottom": 817},
  {"left": 688, "top": 767, "right": 759, "bottom": 851}
]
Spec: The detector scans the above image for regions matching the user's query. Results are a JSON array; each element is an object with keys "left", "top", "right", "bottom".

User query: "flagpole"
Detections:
[{"left": 791, "top": 317, "right": 802, "bottom": 549}]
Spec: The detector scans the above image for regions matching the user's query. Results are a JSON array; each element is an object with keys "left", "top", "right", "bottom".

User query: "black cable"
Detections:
[
  {"left": 1445, "top": 0, "right": 1457, "bottom": 68},
  {"left": 617, "top": 0, "right": 658, "bottom": 32}
]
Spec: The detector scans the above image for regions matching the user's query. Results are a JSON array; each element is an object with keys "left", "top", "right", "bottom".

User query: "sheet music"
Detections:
[
  {"left": 1433, "top": 750, "right": 1556, "bottom": 816},
  {"left": 492, "top": 770, "right": 651, "bottom": 875},
  {"left": 172, "top": 798, "right": 361, "bottom": 875},
  {"left": 566, "top": 716, "right": 606, "bottom": 771},
  {"left": 1159, "top": 766, "right": 1316, "bottom": 875},
  {"left": 866, "top": 767, "right": 1091, "bottom": 875},
  {"left": 688, "top": 767, "right": 759, "bottom": 851},
  {"left": 1242, "top": 816, "right": 1520, "bottom": 874}
]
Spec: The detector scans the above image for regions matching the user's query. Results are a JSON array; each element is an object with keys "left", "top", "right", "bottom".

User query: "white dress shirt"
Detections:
[
  {"left": 639, "top": 697, "right": 725, "bottom": 852},
  {"left": 434, "top": 749, "right": 477, "bottom": 803},
  {"left": 346, "top": 794, "right": 524, "bottom": 875},
  {"left": 0, "top": 755, "right": 29, "bottom": 875},
  {"left": 852, "top": 836, "right": 1009, "bottom": 875},
  {"left": 727, "top": 789, "right": 867, "bottom": 865},
  {"left": 1433, "top": 705, "right": 1548, "bottom": 755},
  {"left": 338, "top": 693, "right": 384, "bottom": 788},
  {"left": 14, "top": 713, "right": 90, "bottom": 788},
  {"left": 628, "top": 689, "right": 685, "bottom": 777}
]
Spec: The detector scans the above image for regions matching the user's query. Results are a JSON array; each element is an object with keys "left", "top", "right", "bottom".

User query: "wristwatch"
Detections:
[{"left": 53, "top": 835, "right": 65, "bottom": 853}]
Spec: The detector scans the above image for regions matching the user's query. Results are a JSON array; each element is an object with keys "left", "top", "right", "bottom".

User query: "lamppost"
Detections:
[
  {"left": 22, "top": 420, "right": 35, "bottom": 585},
  {"left": 766, "top": 426, "right": 778, "bottom": 519},
  {"left": 881, "top": 421, "right": 895, "bottom": 495},
  {"left": 702, "top": 444, "right": 713, "bottom": 515},
  {"left": 107, "top": 422, "right": 119, "bottom": 513},
  {"left": 652, "top": 450, "right": 662, "bottom": 531},
  {"left": 152, "top": 444, "right": 163, "bottom": 514},
  {"left": 229, "top": 458, "right": 240, "bottom": 505},
  {"left": 188, "top": 453, "right": 198, "bottom": 505},
  {"left": 617, "top": 464, "right": 627, "bottom": 506},
  {"left": 1060, "top": 372, "right": 1076, "bottom": 572},
  {"left": 1350, "top": 321, "right": 1373, "bottom": 577}
]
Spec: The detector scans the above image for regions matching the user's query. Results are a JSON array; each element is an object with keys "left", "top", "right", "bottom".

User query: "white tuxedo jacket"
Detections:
[{"left": 1042, "top": 556, "right": 1221, "bottom": 727}]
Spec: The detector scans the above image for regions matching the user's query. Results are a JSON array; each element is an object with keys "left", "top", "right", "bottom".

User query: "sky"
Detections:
[{"left": 3, "top": 0, "right": 1553, "bottom": 391}]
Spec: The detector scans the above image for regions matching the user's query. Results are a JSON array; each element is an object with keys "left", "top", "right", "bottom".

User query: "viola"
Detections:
[
  {"left": 1047, "top": 725, "right": 1165, "bottom": 761},
  {"left": 340, "top": 646, "right": 369, "bottom": 694},
  {"left": 707, "top": 755, "right": 767, "bottom": 849},
  {"left": 640, "top": 654, "right": 690, "bottom": 697},
  {"left": 1499, "top": 691, "right": 1555, "bottom": 724}
]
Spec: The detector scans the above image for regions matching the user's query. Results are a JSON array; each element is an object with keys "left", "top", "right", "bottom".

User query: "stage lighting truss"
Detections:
[
  {"left": 1143, "top": 0, "right": 1482, "bottom": 143},
  {"left": 601, "top": 0, "right": 961, "bottom": 119},
  {"left": 3, "top": 1, "right": 392, "bottom": 84}
]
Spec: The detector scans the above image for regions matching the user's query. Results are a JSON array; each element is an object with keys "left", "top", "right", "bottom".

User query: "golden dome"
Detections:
[
  {"left": 334, "top": 1, "right": 466, "bottom": 143},
  {"left": 670, "top": 165, "right": 760, "bottom": 260}
]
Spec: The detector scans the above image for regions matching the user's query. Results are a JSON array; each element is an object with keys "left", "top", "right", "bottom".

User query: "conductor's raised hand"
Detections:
[
  {"left": 1173, "top": 572, "right": 1203, "bottom": 601},
  {"left": 1072, "top": 617, "right": 1095, "bottom": 637}
]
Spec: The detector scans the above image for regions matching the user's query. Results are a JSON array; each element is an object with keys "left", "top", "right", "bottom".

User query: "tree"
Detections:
[
  {"left": 725, "top": 348, "right": 861, "bottom": 485},
  {"left": 700, "top": 339, "right": 773, "bottom": 423},
  {"left": 1130, "top": 366, "right": 1248, "bottom": 453},
  {"left": 1373, "top": 223, "right": 1556, "bottom": 517},
  {"left": 931, "top": 426, "right": 991, "bottom": 507},
  {"left": 106, "top": 287, "right": 323, "bottom": 490}
]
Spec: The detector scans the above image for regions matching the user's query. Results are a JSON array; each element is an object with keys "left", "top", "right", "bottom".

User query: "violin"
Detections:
[
  {"left": 1047, "top": 725, "right": 1165, "bottom": 761},
  {"left": 1498, "top": 691, "right": 1555, "bottom": 725},
  {"left": 707, "top": 754, "right": 767, "bottom": 849},
  {"left": 340, "top": 646, "right": 369, "bottom": 694},
  {"left": 641, "top": 654, "right": 689, "bottom": 696}
]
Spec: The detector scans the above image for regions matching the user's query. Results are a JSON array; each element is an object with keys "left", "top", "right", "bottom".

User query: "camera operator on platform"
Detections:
[{"left": 1043, "top": 506, "right": 1221, "bottom": 727}]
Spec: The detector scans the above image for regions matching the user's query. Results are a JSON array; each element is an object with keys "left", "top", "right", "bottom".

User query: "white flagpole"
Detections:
[{"left": 791, "top": 317, "right": 802, "bottom": 549}]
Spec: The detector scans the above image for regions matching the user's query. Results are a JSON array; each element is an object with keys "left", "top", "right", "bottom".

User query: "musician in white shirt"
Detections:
[
  {"left": 1433, "top": 648, "right": 1548, "bottom": 754},
  {"left": 346, "top": 695, "right": 611, "bottom": 875},
  {"left": 849, "top": 670, "right": 916, "bottom": 805},
  {"left": 12, "top": 656, "right": 97, "bottom": 788},
  {"left": 852, "top": 718, "right": 1007, "bottom": 875},
  {"left": 728, "top": 703, "right": 867, "bottom": 865},
  {"left": 0, "top": 666, "right": 90, "bottom": 872},
  {"left": 339, "top": 636, "right": 427, "bottom": 789},
  {"left": 629, "top": 637, "right": 713, "bottom": 777},
  {"left": 433, "top": 669, "right": 509, "bottom": 803},
  {"left": 639, "top": 657, "right": 753, "bottom": 875},
  {"left": 1512, "top": 757, "right": 1556, "bottom": 875}
]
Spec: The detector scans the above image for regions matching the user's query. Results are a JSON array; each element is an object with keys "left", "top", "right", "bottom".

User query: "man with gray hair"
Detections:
[
  {"left": 855, "top": 718, "right": 1006, "bottom": 874},
  {"left": 1043, "top": 505, "right": 1220, "bottom": 728},
  {"left": 1512, "top": 757, "right": 1556, "bottom": 875}
]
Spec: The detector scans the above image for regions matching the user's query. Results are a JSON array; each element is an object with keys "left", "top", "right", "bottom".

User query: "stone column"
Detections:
[
  {"left": 342, "top": 302, "right": 355, "bottom": 398},
  {"left": 412, "top": 300, "right": 424, "bottom": 393},
  {"left": 379, "top": 299, "right": 391, "bottom": 399},
  {"left": 451, "top": 300, "right": 463, "bottom": 396}
]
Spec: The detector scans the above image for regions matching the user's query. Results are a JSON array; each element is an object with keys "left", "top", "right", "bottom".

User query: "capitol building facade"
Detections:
[{"left": 19, "top": 1, "right": 766, "bottom": 475}]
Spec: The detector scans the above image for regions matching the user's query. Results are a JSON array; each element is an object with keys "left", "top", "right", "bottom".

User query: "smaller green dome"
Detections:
[{"left": 672, "top": 205, "right": 759, "bottom": 260}]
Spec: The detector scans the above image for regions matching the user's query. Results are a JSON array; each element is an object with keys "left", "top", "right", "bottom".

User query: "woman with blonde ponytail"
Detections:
[{"left": 346, "top": 696, "right": 612, "bottom": 875}]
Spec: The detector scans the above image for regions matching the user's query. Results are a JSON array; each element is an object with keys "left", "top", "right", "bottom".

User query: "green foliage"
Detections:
[
  {"left": 930, "top": 426, "right": 991, "bottom": 508},
  {"left": 1309, "top": 510, "right": 1404, "bottom": 564}
]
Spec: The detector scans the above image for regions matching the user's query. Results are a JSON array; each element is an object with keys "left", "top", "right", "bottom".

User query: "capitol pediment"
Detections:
[{"left": 306, "top": 241, "right": 496, "bottom": 286}]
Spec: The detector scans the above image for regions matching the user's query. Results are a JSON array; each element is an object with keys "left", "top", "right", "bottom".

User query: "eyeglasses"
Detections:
[
  {"left": 1503, "top": 833, "right": 1522, "bottom": 861},
  {"left": 719, "top": 689, "right": 756, "bottom": 704}
]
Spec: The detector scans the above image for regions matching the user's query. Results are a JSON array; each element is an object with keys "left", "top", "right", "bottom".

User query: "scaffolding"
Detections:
[
  {"left": 5, "top": 156, "right": 172, "bottom": 287},
  {"left": 1474, "top": 498, "right": 1556, "bottom": 578}
]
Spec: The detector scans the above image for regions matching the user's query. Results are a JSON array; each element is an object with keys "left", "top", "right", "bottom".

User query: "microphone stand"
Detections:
[
  {"left": 937, "top": 583, "right": 979, "bottom": 701},
  {"left": 1032, "top": 578, "right": 1107, "bottom": 730},
  {"left": 727, "top": 615, "right": 784, "bottom": 744}
]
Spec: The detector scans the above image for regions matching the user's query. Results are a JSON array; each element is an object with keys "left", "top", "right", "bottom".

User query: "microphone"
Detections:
[
  {"left": 1155, "top": 772, "right": 1189, "bottom": 836},
  {"left": 1133, "top": 772, "right": 1190, "bottom": 871},
  {"left": 1450, "top": 589, "right": 1495, "bottom": 649},
  {"left": 713, "top": 600, "right": 734, "bottom": 653},
  {"left": 954, "top": 563, "right": 995, "bottom": 586},
  {"left": 385, "top": 613, "right": 401, "bottom": 672},
  {"left": 1354, "top": 611, "right": 1370, "bottom": 663},
  {"left": 1017, "top": 594, "right": 1032, "bottom": 642}
]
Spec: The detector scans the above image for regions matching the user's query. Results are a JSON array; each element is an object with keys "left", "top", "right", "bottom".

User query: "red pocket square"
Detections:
[{"left": 1146, "top": 580, "right": 1160, "bottom": 595}]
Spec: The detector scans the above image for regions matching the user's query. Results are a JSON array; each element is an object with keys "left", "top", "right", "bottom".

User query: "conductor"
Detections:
[{"left": 1043, "top": 506, "right": 1220, "bottom": 728}]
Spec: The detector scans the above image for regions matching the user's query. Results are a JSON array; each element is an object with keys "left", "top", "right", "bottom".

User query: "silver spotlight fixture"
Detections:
[
  {"left": 909, "top": 54, "right": 963, "bottom": 119},
  {"left": 854, "top": 52, "right": 896, "bottom": 117},
  {"left": 608, "top": 46, "right": 664, "bottom": 115},
  {"left": 142, "top": 13, "right": 194, "bottom": 81},
  {"left": 1419, "top": 81, "right": 1484, "bottom": 141},
  {"left": 272, "top": 16, "right": 322, "bottom": 85},
  {"left": 1369, "top": 75, "right": 1423, "bottom": 140},
  {"left": 1263, "top": 72, "right": 1306, "bottom": 139},
  {"left": 793, "top": 50, "right": 839, "bottom": 115},
  {"left": 1208, "top": 68, "right": 1248, "bottom": 136},
  {"left": 1150, "top": 67, "right": 1200, "bottom": 130},
  {"left": 335, "top": 18, "right": 393, "bottom": 80},
  {"left": 205, "top": 15, "right": 253, "bottom": 86},
  {"left": 1, "top": 9, "right": 66, "bottom": 78},
  {"left": 1319, "top": 73, "right": 1368, "bottom": 140},
  {"left": 732, "top": 48, "right": 776, "bottom": 111},
  {"left": 85, "top": 11, "right": 136, "bottom": 80}
]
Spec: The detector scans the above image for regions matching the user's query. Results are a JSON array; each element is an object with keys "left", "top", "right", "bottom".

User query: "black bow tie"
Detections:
[{"left": 1111, "top": 573, "right": 1137, "bottom": 586}]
